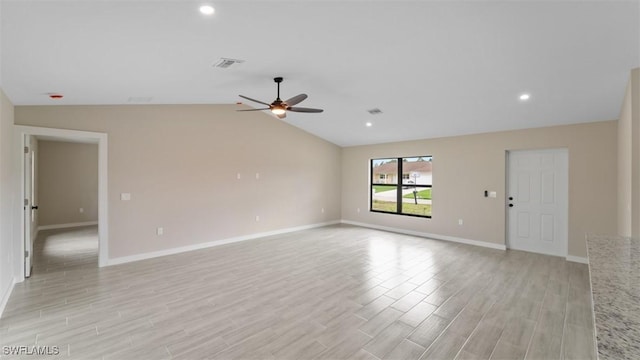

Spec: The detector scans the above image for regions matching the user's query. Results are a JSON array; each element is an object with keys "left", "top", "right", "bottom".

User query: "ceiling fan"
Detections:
[{"left": 238, "top": 77, "right": 324, "bottom": 119}]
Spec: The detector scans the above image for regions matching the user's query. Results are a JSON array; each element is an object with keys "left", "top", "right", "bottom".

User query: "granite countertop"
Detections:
[{"left": 587, "top": 235, "right": 640, "bottom": 360}]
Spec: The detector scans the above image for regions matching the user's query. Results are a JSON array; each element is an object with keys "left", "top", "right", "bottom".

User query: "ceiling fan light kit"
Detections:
[{"left": 238, "top": 77, "right": 324, "bottom": 119}]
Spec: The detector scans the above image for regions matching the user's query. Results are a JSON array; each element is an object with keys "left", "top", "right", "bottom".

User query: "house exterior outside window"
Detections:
[{"left": 371, "top": 156, "right": 432, "bottom": 217}]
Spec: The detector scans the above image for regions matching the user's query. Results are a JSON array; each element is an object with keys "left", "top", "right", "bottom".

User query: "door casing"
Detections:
[{"left": 14, "top": 126, "right": 108, "bottom": 282}]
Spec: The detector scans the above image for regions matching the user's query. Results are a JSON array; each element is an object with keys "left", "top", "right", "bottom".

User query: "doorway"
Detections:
[
  {"left": 506, "top": 148, "right": 568, "bottom": 257},
  {"left": 16, "top": 126, "right": 108, "bottom": 281}
]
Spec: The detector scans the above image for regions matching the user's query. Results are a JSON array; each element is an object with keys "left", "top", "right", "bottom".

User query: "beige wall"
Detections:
[
  {"left": 342, "top": 121, "right": 618, "bottom": 258},
  {"left": 15, "top": 105, "right": 342, "bottom": 259},
  {"left": 0, "top": 88, "right": 16, "bottom": 307},
  {"left": 37, "top": 140, "right": 98, "bottom": 226},
  {"left": 617, "top": 68, "right": 640, "bottom": 238}
]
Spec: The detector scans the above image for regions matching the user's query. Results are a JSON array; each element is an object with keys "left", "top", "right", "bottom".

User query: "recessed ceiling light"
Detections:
[
  {"left": 519, "top": 93, "right": 531, "bottom": 101},
  {"left": 366, "top": 122, "right": 373, "bottom": 127},
  {"left": 199, "top": 5, "right": 215, "bottom": 15}
]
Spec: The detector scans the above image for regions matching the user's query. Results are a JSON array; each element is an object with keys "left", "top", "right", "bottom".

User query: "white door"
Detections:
[
  {"left": 507, "top": 149, "right": 568, "bottom": 257},
  {"left": 23, "top": 135, "right": 34, "bottom": 277}
]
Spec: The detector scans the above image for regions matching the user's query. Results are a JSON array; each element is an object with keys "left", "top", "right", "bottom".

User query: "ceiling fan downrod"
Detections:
[{"left": 274, "top": 77, "right": 283, "bottom": 101}]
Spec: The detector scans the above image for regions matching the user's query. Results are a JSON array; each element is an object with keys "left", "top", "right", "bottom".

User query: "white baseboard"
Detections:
[
  {"left": 106, "top": 220, "right": 341, "bottom": 266},
  {"left": 340, "top": 220, "right": 507, "bottom": 251},
  {"left": 0, "top": 278, "right": 17, "bottom": 318},
  {"left": 38, "top": 221, "right": 98, "bottom": 231},
  {"left": 566, "top": 255, "right": 588, "bottom": 264}
]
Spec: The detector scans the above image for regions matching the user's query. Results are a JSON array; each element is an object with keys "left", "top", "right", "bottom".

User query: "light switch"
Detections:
[{"left": 121, "top": 193, "right": 131, "bottom": 201}]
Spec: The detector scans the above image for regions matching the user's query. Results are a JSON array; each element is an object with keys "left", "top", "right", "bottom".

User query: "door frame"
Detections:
[
  {"left": 505, "top": 148, "right": 569, "bottom": 257},
  {"left": 14, "top": 125, "right": 108, "bottom": 281},
  {"left": 23, "top": 134, "right": 34, "bottom": 277}
]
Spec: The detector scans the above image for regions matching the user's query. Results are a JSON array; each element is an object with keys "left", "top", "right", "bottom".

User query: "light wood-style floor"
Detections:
[{"left": 0, "top": 225, "right": 596, "bottom": 360}]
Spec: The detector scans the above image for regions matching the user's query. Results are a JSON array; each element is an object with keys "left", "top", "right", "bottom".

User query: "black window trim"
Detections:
[{"left": 370, "top": 156, "right": 432, "bottom": 219}]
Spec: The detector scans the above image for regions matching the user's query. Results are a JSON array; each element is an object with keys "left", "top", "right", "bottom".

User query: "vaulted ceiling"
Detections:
[{"left": 1, "top": 1, "right": 638, "bottom": 146}]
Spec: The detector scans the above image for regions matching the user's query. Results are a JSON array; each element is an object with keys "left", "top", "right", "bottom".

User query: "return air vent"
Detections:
[
  {"left": 213, "top": 58, "right": 245, "bottom": 68},
  {"left": 367, "top": 108, "right": 383, "bottom": 115}
]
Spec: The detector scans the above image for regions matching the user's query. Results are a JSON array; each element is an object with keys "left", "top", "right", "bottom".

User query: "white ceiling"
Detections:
[{"left": 1, "top": 1, "right": 638, "bottom": 146}]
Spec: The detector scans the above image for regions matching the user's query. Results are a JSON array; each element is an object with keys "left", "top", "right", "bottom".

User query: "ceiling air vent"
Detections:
[
  {"left": 213, "top": 58, "right": 245, "bottom": 68},
  {"left": 367, "top": 108, "right": 383, "bottom": 115}
]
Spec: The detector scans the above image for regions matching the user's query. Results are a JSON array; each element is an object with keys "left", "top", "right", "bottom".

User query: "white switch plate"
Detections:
[
  {"left": 156, "top": 227, "right": 163, "bottom": 235},
  {"left": 255, "top": 173, "right": 260, "bottom": 180},
  {"left": 321, "top": 208, "right": 325, "bottom": 213},
  {"left": 458, "top": 219, "right": 463, "bottom": 225},
  {"left": 121, "top": 193, "right": 131, "bottom": 201},
  {"left": 489, "top": 191, "right": 497, "bottom": 198},
  {"left": 255, "top": 215, "right": 260, "bottom": 222},
  {"left": 79, "top": 207, "right": 84, "bottom": 213},
  {"left": 236, "top": 173, "right": 241, "bottom": 180}
]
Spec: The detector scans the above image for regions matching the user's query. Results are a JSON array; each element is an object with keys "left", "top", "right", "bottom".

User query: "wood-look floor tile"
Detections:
[
  {"left": 385, "top": 283, "right": 419, "bottom": 300},
  {"left": 446, "top": 308, "right": 483, "bottom": 338},
  {"left": 355, "top": 286, "right": 390, "bottom": 305},
  {"left": 499, "top": 316, "right": 536, "bottom": 348},
  {"left": 359, "top": 307, "right": 404, "bottom": 337},
  {"left": 407, "top": 314, "right": 451, "bottom": 348},
  {"left": 398, "top": 301, "right": 438, "bottom": 328},
  {"left": 352, "top": 348, "right": 382, "bottom": 360},
  {"left": 384, "top": 339, "right": 425, "bottom": 360},
  {"left": 419, "top": 328, "right": 467, "bottom": 360},
  {"left": 314, "top": 329, "right": 372, "bottom": 360},
  {"left": 391, "top": 291, "right": 427, "bottom": 313},
  {"left": 363, "top": 321, "right": 415, "bottom": 358},
  {"left": 459, "top": 322, "right": 503, "bottom": 358},
  {"left": 356, "top": 295, "right": 396, "bottom": 320},
  {"left": 433, "top": 296, "right": 467, "bottom": 319},
  {"left": 563, "top": 324, "right": 596, "bottom": 360},
  {"left": 0, "top": 225, "right": 597, "bottom": 360},
  {"left": 489, "top": 338, "right": 526, "bottom": 360}
]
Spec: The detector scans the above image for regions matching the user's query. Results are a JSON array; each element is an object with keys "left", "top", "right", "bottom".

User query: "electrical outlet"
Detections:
[
  {"left": 79, "top": 207, "right": 84, "bottom": 213},
  {"left": 255, "top": 173, "right": 260, "bottom": 180},
  {"left": 357, "top": 208, "right": 361, "bottom": 213},
  {"left": 120, "top": 193, "right": 131, "bottom": 201},
  {"left": 157, "top": 227, "right": 164, "bottom": 236},
  {"left": 321, "top": 208, "right": 325, "bottom": 213},
  {"left": 255, "top": 215, "right": 260, "bottom": 222},
  {"left": 458, "top": 219, "right": 463, "bottom": 226},
  {"left": 236, "top": 173, "right": 241, "bottom": 180}
]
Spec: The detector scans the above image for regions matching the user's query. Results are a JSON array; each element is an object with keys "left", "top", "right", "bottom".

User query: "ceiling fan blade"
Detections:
[
  {"left": 288, "top": 107, "right": 324, "bottom": 113},
  {"left": 284, "top": 94, "right": 307, "bottom": 107},
  {"left": 236, "top": 108, "right": 270, "bottom": 111},
  {"left": 239, "top": 95, "right": 270, "bottom": 106},
  {"left": 276, "top": 112, "right": 287, "bottom": 119}
]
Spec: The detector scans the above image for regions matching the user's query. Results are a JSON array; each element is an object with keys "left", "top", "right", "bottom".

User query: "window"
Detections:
[{"left": 371, "top": 156, "right": 432, "bottom": 218}]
